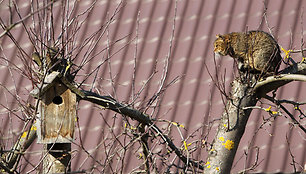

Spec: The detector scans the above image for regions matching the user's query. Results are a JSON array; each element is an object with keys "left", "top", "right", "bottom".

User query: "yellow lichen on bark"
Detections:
[{"left": 222, "top": 140, "right": 234, "bottom": 150}]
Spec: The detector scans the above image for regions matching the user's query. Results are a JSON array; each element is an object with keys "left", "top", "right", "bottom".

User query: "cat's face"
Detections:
[{"left": 214, "top": 34, "right": 228, "bottom": 56}]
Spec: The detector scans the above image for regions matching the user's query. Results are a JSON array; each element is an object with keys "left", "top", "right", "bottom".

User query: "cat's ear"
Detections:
[{"left": 216, "top": 34, "right": 224, "bottom": 39}]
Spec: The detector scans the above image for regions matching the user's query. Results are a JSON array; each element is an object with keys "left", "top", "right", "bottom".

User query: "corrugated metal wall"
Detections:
[{"left": 0, "top": 0, "right": 305, "bottom": 173}]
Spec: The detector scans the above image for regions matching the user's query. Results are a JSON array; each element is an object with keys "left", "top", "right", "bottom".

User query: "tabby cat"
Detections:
[{"left": 214, "top": 30, "right": 282, "bottom": 74}]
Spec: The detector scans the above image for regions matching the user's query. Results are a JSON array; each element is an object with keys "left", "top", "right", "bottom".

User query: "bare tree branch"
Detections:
[
  {"left": 263, "top": 95, "right": 306, "bottom": 133},
  {"left": 79, "top": 89, "right": 205, "bottom": 170},
  {"left": 255, "top": 62, "right": 306, "bottom": 95},
  {"left": 0, "top": 1, "right": 55, "bottom": 38}
]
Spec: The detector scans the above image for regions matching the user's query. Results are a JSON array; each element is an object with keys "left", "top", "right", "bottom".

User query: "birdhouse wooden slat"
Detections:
[{"left": 34, "top": 72, "right": 76, "bottom": 144}]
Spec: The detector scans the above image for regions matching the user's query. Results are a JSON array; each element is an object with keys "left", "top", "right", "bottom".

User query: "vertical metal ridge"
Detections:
[
  {"left": 73, "top": 1, "right": 112, "bottom": 170},
  {"left": 139, "top": 0, "right": 174, "bottom": 109},
  {"left": 247, "top": 0, "right": 285, "bottom": 170}
]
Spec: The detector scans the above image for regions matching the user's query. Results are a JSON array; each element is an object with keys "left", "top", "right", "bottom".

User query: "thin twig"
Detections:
[
  {"left": 0, "top": 1, "right": 55, "bottom": 38},
  {"left": 264, "top": 95, "right": 306, "bottom": 133}
]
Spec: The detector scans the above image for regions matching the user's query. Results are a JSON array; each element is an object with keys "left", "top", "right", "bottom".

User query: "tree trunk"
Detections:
[
  {"left": 43, "top": 143, "right": 71, "bottom": 173},
  {"left": 204, "top": 77, "right": 259, "bottom": 174}
]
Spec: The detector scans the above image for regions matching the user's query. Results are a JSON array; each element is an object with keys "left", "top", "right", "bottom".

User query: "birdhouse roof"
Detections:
[{"left": 30, "top": 71, "right": 71, "bottom": 98}]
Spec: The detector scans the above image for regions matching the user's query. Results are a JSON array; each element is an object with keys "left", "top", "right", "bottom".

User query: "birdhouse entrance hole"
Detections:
[{"left": 52, "top": 96, "right": 63, "bottom": 105}]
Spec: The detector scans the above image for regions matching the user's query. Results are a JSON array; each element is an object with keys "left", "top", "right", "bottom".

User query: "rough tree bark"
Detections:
[
  {"left": 203, "top": 75, "right": 259, "bottom": 173},
  {"left": 204, "top": 62, "right": 306, "bottom": 173}
]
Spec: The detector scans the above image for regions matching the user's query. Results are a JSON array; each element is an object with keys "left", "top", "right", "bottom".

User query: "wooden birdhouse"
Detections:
[{"left": 31, "top": 72, "right": 76, "bottom": 143}]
